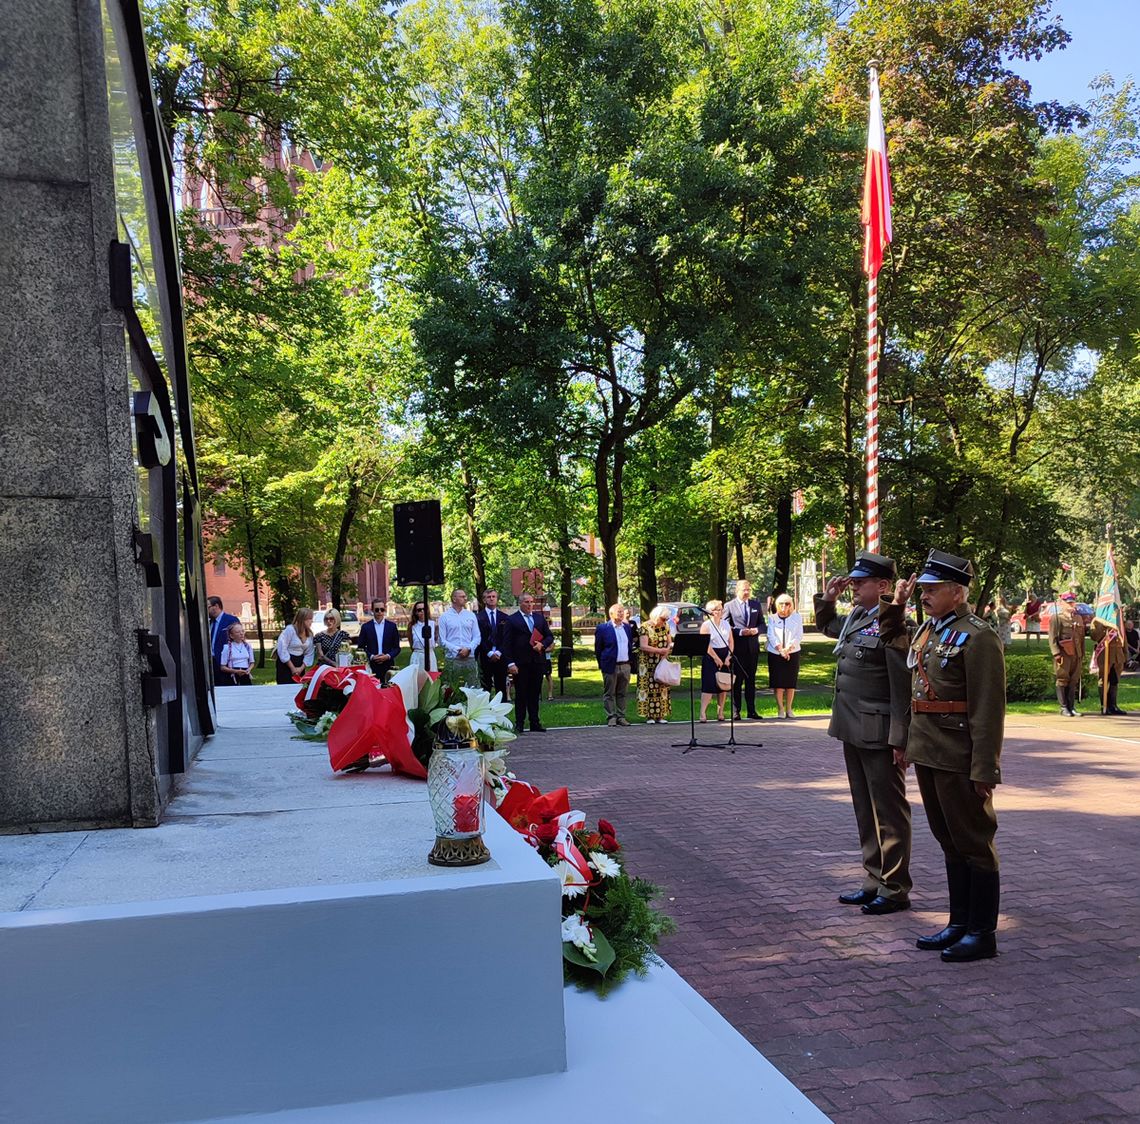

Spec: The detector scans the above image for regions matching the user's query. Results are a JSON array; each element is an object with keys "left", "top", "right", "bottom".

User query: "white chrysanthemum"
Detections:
[
  {"left": 589, "top": 851, "right": 621, "bottom": 879},
  {"left": 554, "top": 860, "right": 588, "bottom": 899},
  {"left": 560, "top": 914, "right": 597, "bottom": 959}
]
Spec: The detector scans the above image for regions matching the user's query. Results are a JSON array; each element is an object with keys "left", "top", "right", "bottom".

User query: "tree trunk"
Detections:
[
  {"left": 637, "top": 544, "right": 658, "bottom": 617},
  {"left": 460, "top": 461, "right": 487, "bottom": 599},
  {"left": 732, "top": 526, "right": 746, "bottom": 579},
  {"left": 329, "top": 475, "right": 361, "bottom": 611},
  {"left": 239, "top": 470, "right": 267, "bottom": 667},
  {"left": 975, "top": 492, "right": 1012, "bottom": 613},
  {"left": 772, "top": 492, "right": 793, "bottom": 599},
  {"left": 595, "top": 433, "right": 626, "bottom": 607},
  {"left": 708, "top": 523, "right": 728, "bottom": 600}
]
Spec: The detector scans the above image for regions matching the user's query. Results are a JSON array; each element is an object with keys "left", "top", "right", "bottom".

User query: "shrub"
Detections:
[{"left": 1004, "top": 650, "right": 1093, "bottom": 702}]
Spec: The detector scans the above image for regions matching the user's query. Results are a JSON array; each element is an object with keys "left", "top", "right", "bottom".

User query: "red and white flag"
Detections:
[{"left": 862, "top": 68, "right": 893, "bottom": 279}]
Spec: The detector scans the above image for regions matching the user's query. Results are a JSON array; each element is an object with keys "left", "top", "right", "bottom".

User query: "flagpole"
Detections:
[
  {"left": 866, "top": 267, "right": 880, "bottom": 553},
  {"left": 862, "top": 58, "right": 890, "bottom": 555}
]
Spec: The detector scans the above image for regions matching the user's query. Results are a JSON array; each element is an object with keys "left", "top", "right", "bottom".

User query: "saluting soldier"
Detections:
[
  {"left": 883, "top": 550, "right": 1005, "bottom": 963},
  {"left": 816, "top": 551, "right": 914, "bottom": 915},
  {"left": 1049, "top": 592, "right": 1087, "bottom": 716}
]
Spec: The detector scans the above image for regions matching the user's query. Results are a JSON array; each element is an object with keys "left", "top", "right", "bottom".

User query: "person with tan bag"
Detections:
[
  {"left": 698, "top": 600, "right": 734, "bottom": 722},
  {"left": 1049, "top": 592, "right": 1086, "bottom": 716},
  {"left": 638, "top": 604, "right": 677, "bottom": 724}
]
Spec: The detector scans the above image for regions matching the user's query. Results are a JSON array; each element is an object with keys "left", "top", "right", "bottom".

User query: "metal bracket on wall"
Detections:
[
  {"left": 132, "top": 527, "right": 163, "bottom": 587},
  {"left": 137, "top": 629, "right": 177, "bottom": 707}
]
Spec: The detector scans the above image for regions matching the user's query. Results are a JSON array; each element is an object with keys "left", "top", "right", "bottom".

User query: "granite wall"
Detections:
[{"left": 0, "top": 0, "right": 160, "bottom": 829}]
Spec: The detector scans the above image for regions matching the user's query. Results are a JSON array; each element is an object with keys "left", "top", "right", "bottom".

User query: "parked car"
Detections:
[
  {"left": 1009, "top": 601, "right": 1091, "bottom": 634},
  {"left": 658, "top": 601, "right": 704, "bottom": 636},
  {"left": 308, "top": 609, "right": 362, "bottom": 640}
]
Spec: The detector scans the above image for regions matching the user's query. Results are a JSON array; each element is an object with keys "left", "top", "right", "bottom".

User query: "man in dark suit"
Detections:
[
  {"left": 815, "top": 551, "right": 913, "bottom": 916},
  {"left": 594, "top": 603, "right": 634, "bottom": 727},
  {"left": 360, "top": 597, "right": 400, "bottom": 681},
  {"left": 504, "top": 592, "right": 555, "bottom": 732},
  {"left": 724, "top": 579, "right": 766, "bottom": 719},
  {"left": 477, "top": 588, "right": 508, "bottom": 699},
  {"left": 207, "top": 597, "right": 240, "bottom": 681}
]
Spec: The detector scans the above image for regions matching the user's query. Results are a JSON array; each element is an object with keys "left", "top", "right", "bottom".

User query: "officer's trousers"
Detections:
[
  {"left": 915, "top": 764, "right": 999, "bottom": 872},
  {"left": 843, "top": 743, "right": 912, "bottom": 898}
]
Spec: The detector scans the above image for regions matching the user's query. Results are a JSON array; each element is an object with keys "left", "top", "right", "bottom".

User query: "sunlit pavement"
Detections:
[{"left": 511, "top": 710, "right": 1140, "bottom": 1123}]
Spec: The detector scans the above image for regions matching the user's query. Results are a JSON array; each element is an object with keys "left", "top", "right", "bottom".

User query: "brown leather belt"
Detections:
[{"left": 912, "top": 699, "right": 968, "bottom": 714}]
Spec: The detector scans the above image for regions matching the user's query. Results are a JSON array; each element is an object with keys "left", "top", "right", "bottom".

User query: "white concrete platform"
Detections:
[
  {"left": 197, "top": 958, "right": 830, "bottom": 1123},
  {"left": 1, "top": 685, "right": 829, "bottom": 1124},
  {"left": 1, "top": 685, "right": 565, "bottom": 1124}
]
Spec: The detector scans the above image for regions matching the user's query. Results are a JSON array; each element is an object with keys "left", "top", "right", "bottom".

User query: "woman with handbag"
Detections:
[
  {"left": 766, "top": 593, "right": 804, "bottom": 717},
  {"left": 638, "top": 604, "right": 677, "bottom": 723},
  {"left": 699, "top": 600, "right": 734, "bottom": 722}
]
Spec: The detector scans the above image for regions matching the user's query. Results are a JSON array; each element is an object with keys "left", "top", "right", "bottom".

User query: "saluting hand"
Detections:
[
  {"left": 894, "top": 573, "right": 917, "bottom": 605},
  {"left": 823, "top": 576, "right": 850, "bottom": 601}
]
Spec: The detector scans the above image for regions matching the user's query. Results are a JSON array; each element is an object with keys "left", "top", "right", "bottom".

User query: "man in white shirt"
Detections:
[
  {"left": 437, "top": 588, "right": 480, "bottom": 686},
  {"left": 594, "top": 603, "right": 634, "bottom": 727}
]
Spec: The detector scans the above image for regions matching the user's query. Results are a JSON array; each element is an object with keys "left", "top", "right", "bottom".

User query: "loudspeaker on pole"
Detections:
[{"left": 393, "top": 500, "right": 445, "bottom": 586}]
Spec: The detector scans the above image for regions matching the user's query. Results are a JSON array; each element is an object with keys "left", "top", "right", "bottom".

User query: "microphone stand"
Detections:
[{"left": 672, "top": 607, "right": 762, "bottom": 754}]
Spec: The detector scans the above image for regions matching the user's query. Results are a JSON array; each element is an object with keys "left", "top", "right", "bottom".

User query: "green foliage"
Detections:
[
  {"left": 1003, "top": 650, "right": 1094, "bottom": 702},
  {"left": 568, "top": 873, "right": 677, "bottom": 996}
]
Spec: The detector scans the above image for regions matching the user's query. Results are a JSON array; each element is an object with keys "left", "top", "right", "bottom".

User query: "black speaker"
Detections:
[{"left": 394, "top": 500, "right": 445, "bottom": 586}]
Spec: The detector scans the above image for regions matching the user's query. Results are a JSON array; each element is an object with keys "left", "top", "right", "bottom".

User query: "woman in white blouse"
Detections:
[
  {"left": 766, "top": 594, "right": 803, "bottom": 718},
  {"left": 275, "top": 608, "right": 315, "bottom": 683},
  {"left": 407, "top": 601, "right": 439, "bottom": 673}
]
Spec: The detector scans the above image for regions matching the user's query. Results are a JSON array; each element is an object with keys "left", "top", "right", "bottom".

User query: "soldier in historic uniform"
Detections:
[
  {"left": 815, "top": 551, "right": 914, "bottom": 915},
  {"left": 1049, "top": 592, "right": 1087, "bottom": 716},
  {"left": 882, "top": 550, "right": 1005, "bottom": 962}
]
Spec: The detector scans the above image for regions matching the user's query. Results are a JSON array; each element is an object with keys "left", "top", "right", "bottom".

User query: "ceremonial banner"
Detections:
[{"left": 1094, "top": 545, "right": 1125, "bottom": 637}]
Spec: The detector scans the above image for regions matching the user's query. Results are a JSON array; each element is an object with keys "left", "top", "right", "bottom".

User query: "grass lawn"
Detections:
[{"left": 238, "top": 637, "right": 1136, "bottom": 726}]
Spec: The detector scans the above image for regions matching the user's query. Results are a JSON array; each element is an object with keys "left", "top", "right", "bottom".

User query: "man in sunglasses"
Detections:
[
  {"left": 883, "top": 550, "right": 1005, "bottom": 963},
  {"left": 360, "top": 599, "right": 400, "bottom": 681}
]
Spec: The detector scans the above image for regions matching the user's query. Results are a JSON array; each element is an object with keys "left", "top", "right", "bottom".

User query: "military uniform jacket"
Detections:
[
  {"left": 815, "top": 595, "right": 912, "bottom": 750},
  {"left": 1048, "top": 610, "right": 1087, "bottom": 660},
  {"left": 881, "top": 603, "right": 1005, "bottom": 785}
]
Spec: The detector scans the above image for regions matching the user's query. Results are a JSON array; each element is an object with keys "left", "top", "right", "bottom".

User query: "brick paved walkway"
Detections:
[{"left": 509, "top": 712, "right": 1140, "bottom": 1123}]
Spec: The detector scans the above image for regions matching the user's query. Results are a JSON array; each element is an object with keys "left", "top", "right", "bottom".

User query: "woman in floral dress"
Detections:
[{"left": 638, "top": 605, "right": 675, "bottom": 723}]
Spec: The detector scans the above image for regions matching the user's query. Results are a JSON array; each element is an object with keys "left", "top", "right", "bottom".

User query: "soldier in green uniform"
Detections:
[
  {"left": 1049, "top": 592, "right": 1087, "bottom": 716},
  {"left": 882, "top": 550, "right": 1005, "bottom": 963},
  {"left": 816, "top": 551, "right": 914, "bottom": 915}
]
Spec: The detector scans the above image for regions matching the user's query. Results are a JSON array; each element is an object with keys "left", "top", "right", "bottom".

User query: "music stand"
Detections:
[
  {"left": 671, "top": 632, "right": 736, "bottom": 754},
  {"left": 722, "top": 646, "right": 764, "bottom": 750}
]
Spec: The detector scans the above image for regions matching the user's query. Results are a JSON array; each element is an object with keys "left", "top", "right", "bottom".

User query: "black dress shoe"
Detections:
[
  {"left": 861, "top": 895, "right": 911, "bottom": 915},
  {"left": 1109, "top": 707, "right": 1129, "bottom": 716},
  {"left": 731, "top": 711, "right": 742, "bottom": 721},
  {"left": 940, "top": 931, "right": 997, "bottom": 962},
  {"left": 747, "top": 712, "right": 762, "bottom": 720},
  {"left": 915, "top": 924, "right": 967, "bottom": 951},
  {"left": 838, "top": 889, "right": 878, "bottom": 906},
  {"left": 531, "top": 723, "right": 548, "bottom": 732}
]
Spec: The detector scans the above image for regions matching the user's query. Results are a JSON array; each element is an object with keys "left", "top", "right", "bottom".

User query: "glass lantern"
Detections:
[{"left": 426, "top": 739, "right": 491, "bottom": 866}]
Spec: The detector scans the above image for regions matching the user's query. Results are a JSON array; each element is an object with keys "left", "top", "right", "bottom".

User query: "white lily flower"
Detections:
[
  {"left": 560, "top": 914, "right": 597, "bottom": 959},
  {"left": 589, "top": 851, "right": 621, "bottom": 878},
  {"left": 458, "top": 687, "right": 516, "bottom": 740}
]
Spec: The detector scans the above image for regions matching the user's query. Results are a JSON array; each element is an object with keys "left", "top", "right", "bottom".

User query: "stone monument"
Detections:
[{"left": 0, "top": 0, "right": 213, "bottom": 831}]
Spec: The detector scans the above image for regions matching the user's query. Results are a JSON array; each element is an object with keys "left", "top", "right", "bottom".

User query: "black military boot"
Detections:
[
  {"left": 916, "top": 861, "right": 970, "bottom": 950},
  {"left": 1107, "top": 680, "right": 1128, "bottom": 716},
  {"left": 1065, "top": 683, "right": 1081, "bottom": 716},
  {"left": 1056, "top": 685, "right": 1069, "bottom": 716},
  {"left": 941, "top": 868, "right": 999, "bottom": 962}
]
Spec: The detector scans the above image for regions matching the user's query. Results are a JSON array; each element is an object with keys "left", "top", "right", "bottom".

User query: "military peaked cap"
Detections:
[
  {"left": 846, "top": 550, "right": 897, "bottom": 581},
  {"left": 917, "top": 549, "right": 974, "bottom": 585}
]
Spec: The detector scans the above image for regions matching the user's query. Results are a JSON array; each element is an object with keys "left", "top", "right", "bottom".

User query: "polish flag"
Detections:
[{"left": 862, "top": 68, "right": 893, "bottom": 279}]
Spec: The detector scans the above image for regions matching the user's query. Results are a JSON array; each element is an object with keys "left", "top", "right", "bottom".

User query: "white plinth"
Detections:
[{"left": 0, "top": 685, "right": 566, "bottom": 1124}]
